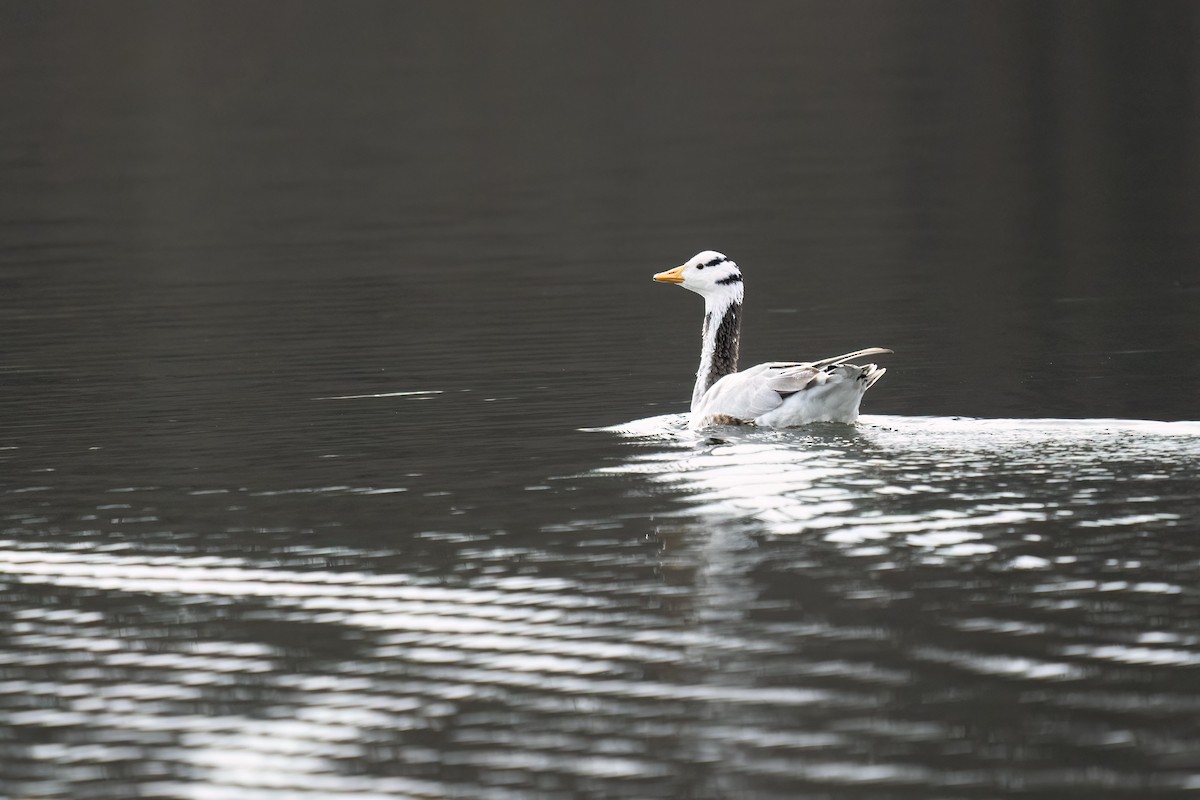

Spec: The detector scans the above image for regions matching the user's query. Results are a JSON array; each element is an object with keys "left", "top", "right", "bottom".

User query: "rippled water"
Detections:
[
  {"left": 5, "top": 415, "right": 1200, "bottom": 798},
  {"left": 4, "top": 3, "right": 1200, "bottom": 799}
]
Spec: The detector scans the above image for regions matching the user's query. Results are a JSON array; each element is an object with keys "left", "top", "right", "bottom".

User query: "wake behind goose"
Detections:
[{"left": 654, "top": 251, "right": 892, "bottom": 429}]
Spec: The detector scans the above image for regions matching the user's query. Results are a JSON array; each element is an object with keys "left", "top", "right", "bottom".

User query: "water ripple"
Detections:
[{"left": 2, "top": 415, "right": 1199, "bottom": 798}]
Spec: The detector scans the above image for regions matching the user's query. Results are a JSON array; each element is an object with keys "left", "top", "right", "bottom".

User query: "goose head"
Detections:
[{"left": 653, "top": 250, "right": 743, "bottom": 302}]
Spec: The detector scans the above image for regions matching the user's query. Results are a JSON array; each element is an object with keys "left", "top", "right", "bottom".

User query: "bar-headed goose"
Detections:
[{"left": 653, "top": 250, "right": 892, "bottom": 428}]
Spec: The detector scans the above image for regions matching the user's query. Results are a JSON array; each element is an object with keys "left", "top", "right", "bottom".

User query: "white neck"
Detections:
[{"left": 691, "top": 288, "right": 743, "bottom": 411}]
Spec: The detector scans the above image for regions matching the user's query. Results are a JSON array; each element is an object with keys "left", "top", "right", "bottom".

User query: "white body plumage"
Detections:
[{"left": 653, "top": 251, "right": 891, "bottom": 429}]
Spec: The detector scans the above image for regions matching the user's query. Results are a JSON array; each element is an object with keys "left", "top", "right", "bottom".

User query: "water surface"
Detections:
[{"left": 3, "top": 3, "right": 1200, "bottom": 799}]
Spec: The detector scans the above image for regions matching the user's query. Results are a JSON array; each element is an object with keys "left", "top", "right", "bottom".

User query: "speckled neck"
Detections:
[{"left": 692, "top": 295, "right": 742, "bottom": 411}]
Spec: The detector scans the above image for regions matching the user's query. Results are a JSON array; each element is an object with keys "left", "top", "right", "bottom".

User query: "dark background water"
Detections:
[{"left": 2, "top": 3, "right": 1200, "bottom": 799}]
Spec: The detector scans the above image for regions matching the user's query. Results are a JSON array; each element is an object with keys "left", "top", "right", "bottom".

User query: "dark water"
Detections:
[{"left": 3, "top": 3, "right": 1200, "bottom": 798}]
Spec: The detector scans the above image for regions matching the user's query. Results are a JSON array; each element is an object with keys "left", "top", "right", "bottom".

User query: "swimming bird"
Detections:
[{"left": 653, "top": 250, "right": 892, "bottom": 429}]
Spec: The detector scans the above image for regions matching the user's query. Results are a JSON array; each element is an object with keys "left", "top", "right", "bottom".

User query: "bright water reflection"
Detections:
[
  {"left": 7, "top": 414, "right": 1197, "bottom": 798},
  {"left": 579, "top": 414, "right": 1200, "bottom": 795},
  {"left": 596, "top": 413, "right": 1200, "bottom": 541},
  {"left": 5, "top": 2, "right": 1200, "bottom": 798}
]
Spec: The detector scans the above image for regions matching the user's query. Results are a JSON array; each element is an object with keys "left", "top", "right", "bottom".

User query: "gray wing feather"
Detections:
[
  {"left": 764, "top": 368, "right": 820, "bottom": 394},
  {"left": 805, "top": 347, "right": 894, "bottom": 370},
  {"left": 695, "top": 367, "right": 784, "bottom": 420},
  {"left": 695, "top": 362, "right": 823, "bottom": 420},
  {"left": 692, "top": 349, "right": 893, "bottom": 425}
]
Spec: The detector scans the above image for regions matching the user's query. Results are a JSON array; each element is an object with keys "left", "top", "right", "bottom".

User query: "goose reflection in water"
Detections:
[
  {"left": 592, "top": 413, "right": 1200, "bottom": 545},
  {"left": 580, "top": 414, "right": 1200, "bottom": 796}
]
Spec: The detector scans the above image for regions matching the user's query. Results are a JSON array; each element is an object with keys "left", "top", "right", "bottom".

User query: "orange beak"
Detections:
[{"left": 653, "top": 264, "right": 686, "bottom": 284}]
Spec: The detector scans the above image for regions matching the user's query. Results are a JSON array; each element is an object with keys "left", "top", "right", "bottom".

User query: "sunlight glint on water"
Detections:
[
  {"left": 9, "top": 412, "right": 1199, "bottom": 796},
  {"left": 4, "top": 2, "right": 1200, "bottom": 797}
]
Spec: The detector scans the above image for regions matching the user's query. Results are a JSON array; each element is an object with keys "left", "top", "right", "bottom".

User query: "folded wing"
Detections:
[{"left": 692, "top": 348, "right": 893, "bottom": 427}]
